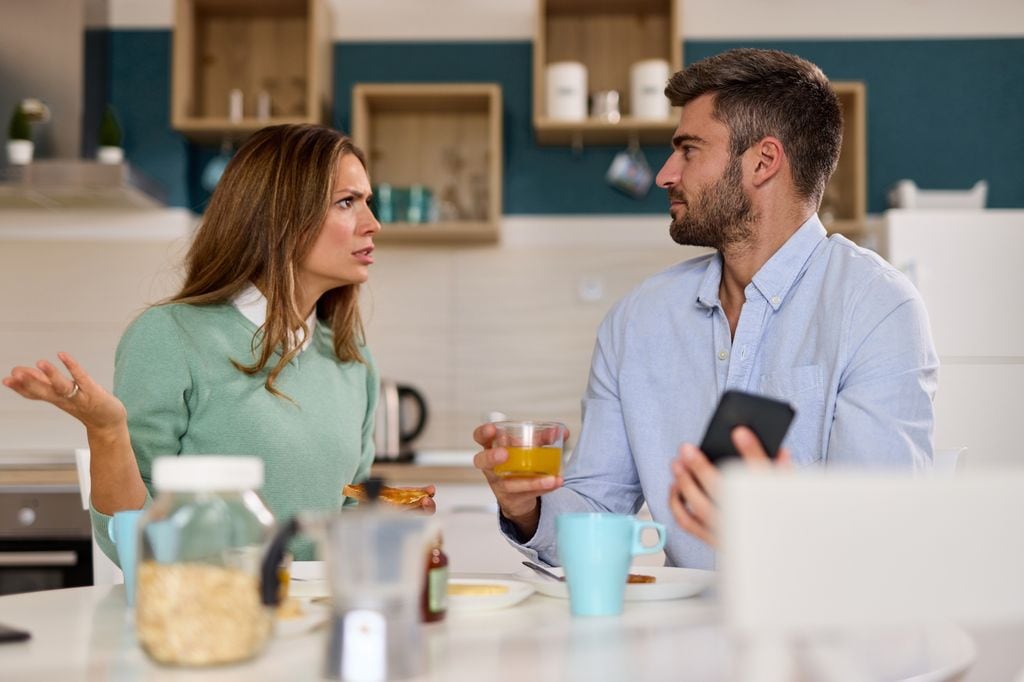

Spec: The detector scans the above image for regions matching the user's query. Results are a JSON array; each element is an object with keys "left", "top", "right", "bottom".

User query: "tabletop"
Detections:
[{"left": 2, "top": 578, "right": 1016, "bottom": 682}]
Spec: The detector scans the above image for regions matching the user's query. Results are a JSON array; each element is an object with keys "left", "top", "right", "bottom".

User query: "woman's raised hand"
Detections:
[{"left": 3, "top": 352, "right": 127, "bottom": 433}]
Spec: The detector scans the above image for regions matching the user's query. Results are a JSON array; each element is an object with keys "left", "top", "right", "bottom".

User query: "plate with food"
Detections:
[
  {"left": 519, "top": 566, "right": 714, "bottom": 601},
  {"left": 447, "top": 578, "right": 535, "bottom": 612},
  {"left": 343, "top": 483, "right": 433, "bottom": 508}
]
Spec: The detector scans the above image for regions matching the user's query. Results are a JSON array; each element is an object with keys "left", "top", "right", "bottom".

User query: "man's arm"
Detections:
[{"left": 827, "top": 274, "right": 939, "bottom": 470}]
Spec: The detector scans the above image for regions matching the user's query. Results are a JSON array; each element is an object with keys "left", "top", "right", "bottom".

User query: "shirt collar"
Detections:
[
  {"left": 231, "top": 282, "right": 317, "bottom": 353},
  {"left": 695, "top": 214, "right": 827, "bottom": 312}
]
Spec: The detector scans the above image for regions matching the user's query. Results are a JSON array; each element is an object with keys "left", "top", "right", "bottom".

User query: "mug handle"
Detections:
[{"left": 631, "top": 520, "right": 667, "bottom": 556}]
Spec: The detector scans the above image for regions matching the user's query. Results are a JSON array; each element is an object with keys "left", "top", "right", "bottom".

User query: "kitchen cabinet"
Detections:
[
  {"left": 171, "top": 0, "right": 331, "bottom": 143},
  {"left": 823, "top": 81, "right": 867, "bottom": 239},
  {"left": 533, "top": 0, "right": 682, "bottom": 146},
  {"left": 351, "top": 84, "right": 503, "bottom": 244}
]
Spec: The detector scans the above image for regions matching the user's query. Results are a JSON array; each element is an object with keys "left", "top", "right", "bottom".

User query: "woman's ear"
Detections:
[{"left": 748, "top": 136, "right": 785, "bottom": 188}]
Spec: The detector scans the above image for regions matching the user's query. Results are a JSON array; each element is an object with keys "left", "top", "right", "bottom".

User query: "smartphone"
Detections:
[
  {"left": 699, "top": 390, "right": 796, "bottom": 465},
  {"left": 0, "top": 623, "right": 31, "bottom": 644}
]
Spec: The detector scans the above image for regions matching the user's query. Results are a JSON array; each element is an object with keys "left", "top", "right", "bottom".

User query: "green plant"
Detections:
[
  {"left": 8, "top": 105, "right": 30, "bottom": 141},
  {"left": 98, "top": 105, "right": 123, "bottom": 147}
]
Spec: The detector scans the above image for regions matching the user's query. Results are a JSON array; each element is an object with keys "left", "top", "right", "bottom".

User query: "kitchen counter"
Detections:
[{"left": 0, "top": 581, "right": 1003, "bottom": 681}]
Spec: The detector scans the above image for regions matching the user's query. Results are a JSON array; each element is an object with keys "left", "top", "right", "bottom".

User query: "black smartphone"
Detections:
[
  {"left": 0, "top": 623, "right": 31, "bottom": 644},
  {"left": 699, "top": 390, "right": 796, "bottom": 464}
]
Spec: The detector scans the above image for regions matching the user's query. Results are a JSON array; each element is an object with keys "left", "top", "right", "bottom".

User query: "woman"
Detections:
[{"left": 3, "top": 124, "right": 434, "bottom": 562}]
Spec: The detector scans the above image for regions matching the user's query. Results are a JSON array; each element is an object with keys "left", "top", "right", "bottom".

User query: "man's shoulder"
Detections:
[
  {"left": 819, "top": 235, "right": 918, "bottom": 302},
  {"left": 627, "top": 251, "right": 717, "bottom": 303}
]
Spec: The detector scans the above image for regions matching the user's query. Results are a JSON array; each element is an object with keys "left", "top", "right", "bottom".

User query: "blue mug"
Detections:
[
  {"left": 556, "top": 513, "right": 666, "bottom": 617},
  {"left": 108, "top": 510, "right": 144, "bottom": 605}
]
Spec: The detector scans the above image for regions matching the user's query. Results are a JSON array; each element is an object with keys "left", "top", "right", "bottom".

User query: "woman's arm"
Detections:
[{"left": 3, "top": 352, "right": 147, "bottom": 513}]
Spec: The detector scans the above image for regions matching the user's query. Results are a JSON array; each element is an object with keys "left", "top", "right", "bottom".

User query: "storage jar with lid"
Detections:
[{"left": 135, "top": 455, "right": 276, "bottom": 666}]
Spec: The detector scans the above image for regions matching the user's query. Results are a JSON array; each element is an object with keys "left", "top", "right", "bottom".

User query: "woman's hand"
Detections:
[
  {"left": 413, "top": 485, "right": 437, "bottom": 515},
  {"left": 3, "top": 352, "right": 127, "bottom": 433}
]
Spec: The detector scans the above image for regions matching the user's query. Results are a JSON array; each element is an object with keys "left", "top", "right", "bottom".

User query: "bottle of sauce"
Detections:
[{"left": 422, "top": 532, "right": 448, "bottom": 622}]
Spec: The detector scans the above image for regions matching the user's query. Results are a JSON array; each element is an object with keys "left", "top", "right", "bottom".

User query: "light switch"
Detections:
[{"left": 577, "top": 276, "right": 605, "bottom": 303}]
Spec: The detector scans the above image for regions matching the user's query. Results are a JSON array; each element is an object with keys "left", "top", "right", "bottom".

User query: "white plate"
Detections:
[
  {"left": 447, "top": 578, "right": 535, "bottom": 612},
  {"left": 519, "top": 566, "right": 714, "bottom": 601}
]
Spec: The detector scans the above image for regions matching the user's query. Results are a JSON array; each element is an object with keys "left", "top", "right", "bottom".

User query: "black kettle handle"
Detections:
[
  {"left": 260, "top": 516, "right": 300, "bottom": 606},
  {"left": 397, "top": 386, "right": 429, "bottom": 443}
]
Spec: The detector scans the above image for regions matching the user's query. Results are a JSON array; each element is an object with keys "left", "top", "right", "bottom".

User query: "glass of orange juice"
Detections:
[{"left": 492, "top": 421, "right": 567, "bottom": 477}]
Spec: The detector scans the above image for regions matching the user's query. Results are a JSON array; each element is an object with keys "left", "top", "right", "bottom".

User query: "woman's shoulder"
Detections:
[{"left": 119, "top": 302, "right": 237, "bottom": 350}]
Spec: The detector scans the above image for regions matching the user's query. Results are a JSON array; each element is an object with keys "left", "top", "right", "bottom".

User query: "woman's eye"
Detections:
[{"left": 336, "top": 197, "right": 354, "bottom": 209}]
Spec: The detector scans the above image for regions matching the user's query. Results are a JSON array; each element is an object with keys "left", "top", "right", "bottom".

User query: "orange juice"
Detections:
[{"left": 494, "top": 445, "right": 562, "bottom": 477}]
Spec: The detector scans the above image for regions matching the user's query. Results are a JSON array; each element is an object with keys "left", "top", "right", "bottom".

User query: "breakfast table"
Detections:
[{"left": 1, "top": 575, "right": 1019, "bottom": 681}]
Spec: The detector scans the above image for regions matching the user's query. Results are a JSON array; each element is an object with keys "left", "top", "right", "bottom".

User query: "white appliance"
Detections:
[{"left": 885, "top": 209, "right": 1024, "bottom": 468}]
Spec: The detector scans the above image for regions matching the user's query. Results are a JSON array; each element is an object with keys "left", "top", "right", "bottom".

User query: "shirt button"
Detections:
[
  {"left": 771, "top": 295, "right": 781, "bottom": 306},
  {"left": 718, "top": 350, "right": 728, "bottom": 361}
]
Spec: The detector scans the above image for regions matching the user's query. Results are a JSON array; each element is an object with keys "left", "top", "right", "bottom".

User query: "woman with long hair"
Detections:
[{"left": 3, "top": 124, "right": 434, "bottom": 561}]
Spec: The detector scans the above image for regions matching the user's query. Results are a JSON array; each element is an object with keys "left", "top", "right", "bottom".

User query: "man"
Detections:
[{"left": 473, "top": 49, "right": 938, "bottom": 569}]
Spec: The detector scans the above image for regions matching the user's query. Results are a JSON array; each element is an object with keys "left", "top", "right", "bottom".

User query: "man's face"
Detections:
[{"left": 655, "top": 94, "right": 756, "bottom": 250}]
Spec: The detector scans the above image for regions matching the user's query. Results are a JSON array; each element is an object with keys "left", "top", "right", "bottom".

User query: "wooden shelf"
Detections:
[
  {"left": 534, "top": 0, "right": 681, "bottom": 147},
  {"left": 352, "top": 83, "right": 503, "bottom": 244},
  {"left": 822, "top": 82, "right": 867, "bottom": 240},
  {"left": 171, "top": 0, "right": 331, "bottom": 143},
  {"left": 534, "top": 116, "right": 676, "bottom": 146}
]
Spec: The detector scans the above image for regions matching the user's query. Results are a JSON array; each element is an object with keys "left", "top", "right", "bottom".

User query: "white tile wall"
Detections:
[{"left": 1, "top": 211, "right": 704, "bottom": 452}]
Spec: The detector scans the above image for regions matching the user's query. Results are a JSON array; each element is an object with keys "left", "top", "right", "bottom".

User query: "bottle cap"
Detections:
[{"left": 153, "top": 455, "right": 264, "bottom": 492}]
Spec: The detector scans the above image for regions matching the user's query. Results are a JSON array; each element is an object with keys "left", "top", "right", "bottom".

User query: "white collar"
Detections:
[{"left": 231, "top": 282, "right": 317, "bottom": 353}]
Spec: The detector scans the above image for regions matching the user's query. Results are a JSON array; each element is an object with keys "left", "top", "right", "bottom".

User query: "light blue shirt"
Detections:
[{"left": 504, "top": 215, "right": 938, "bottom": 569}]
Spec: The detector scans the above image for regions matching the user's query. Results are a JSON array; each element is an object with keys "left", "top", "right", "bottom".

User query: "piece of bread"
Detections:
[
  {"left": 343, "top": 483, "right": 432, "bottom": 507},
  {"left": 627, "top": 573, "right": 656, "bottom": 584}
]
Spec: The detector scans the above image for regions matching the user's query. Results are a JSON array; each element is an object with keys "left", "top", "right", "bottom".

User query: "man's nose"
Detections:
[{"left": 655, "top": 155, "right": 680, "bottom": 190}]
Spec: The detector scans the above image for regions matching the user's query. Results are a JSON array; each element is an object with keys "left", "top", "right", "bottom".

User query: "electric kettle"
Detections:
[{"left": 374, "top": 379, "right": 429, "bottom": 462}]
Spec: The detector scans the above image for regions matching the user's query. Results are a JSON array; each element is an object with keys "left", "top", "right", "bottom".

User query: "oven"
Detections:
[{"left": 0, "top": 485, "right": 93, "bottom": 595}]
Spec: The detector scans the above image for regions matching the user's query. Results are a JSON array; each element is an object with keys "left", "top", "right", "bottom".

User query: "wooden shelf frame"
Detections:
[
  {"left": 171, "top": 0, "right": 331, "bottom": 143},
  {"left": 352, "top": 83, "right": 504, "bottom": 245},
  {"left": 822, "top": 81, "right": 867, "bottom": 238},
  {"left": 533, "top": 0, "right": 682, "bottom": 147}
]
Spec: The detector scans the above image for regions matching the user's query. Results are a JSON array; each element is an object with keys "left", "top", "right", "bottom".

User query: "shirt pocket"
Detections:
[{"left": 759, "top": 365, "right": 825, "bottom": 466}]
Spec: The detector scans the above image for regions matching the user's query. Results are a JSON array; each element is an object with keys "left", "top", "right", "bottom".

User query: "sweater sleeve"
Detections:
[
  {"left": 344, "top": 345, "right": 379, "bottom": 508},
  {"left": 113, "top": 306, "right": 192, "bottom": 495}
]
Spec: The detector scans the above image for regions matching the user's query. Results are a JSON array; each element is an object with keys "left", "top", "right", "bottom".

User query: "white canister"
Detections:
[
  {"left": 546, "top": 61, "right": 587, "bottom": 121},
  {"left": 630, "top": 59, "right": 671, "bottom": 120}
]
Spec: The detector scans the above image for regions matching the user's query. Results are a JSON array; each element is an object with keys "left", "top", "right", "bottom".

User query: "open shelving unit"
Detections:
[
  {"left": 171, "top": 0, "right": 331, "bottom": 144},
  {"left": 533, "top": 0, "right": 681, "bottom": 147},
  {"left": 823, "top": 82, "right": 867, "bottom": 238},
  {"left": 351, "top": 83, "right": 503, "bottom": 244}
]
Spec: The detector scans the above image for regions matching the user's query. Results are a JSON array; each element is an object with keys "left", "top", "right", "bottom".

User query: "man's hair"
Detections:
[
  {"left": 170, "top": 124, "right": 368, "bottom": 397},
  {"left": 665, "top": 48, "right": 842, "bottom": 206}
]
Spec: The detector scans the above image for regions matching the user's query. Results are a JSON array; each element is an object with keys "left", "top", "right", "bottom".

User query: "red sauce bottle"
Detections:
[{"left": 421, "top": 532, "right": 448, "bottom": 622}]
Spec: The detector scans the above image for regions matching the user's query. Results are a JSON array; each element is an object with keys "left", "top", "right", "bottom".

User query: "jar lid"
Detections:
[{"left": 152, "top": 456, "right": 264, "bottom": 492}]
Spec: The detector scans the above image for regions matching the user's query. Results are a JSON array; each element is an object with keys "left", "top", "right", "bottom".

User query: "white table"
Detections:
[{"left": 0, "top": 582, "right": 1018, "bottom": 681}]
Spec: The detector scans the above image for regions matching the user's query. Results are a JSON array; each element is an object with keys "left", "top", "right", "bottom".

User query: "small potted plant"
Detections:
[
  {"left": 97, "top": 105, "right": 124, "bottom": 164},
  {"left": 7, "top": 104, "right": 33, "bottom": 165}
]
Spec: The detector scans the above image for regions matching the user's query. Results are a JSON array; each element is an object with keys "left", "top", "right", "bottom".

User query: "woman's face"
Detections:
[{"left": 297, "top": 153, "right": 381, "bottom": 299}]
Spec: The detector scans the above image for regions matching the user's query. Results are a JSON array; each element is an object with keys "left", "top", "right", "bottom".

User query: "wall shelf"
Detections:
[
  {"left": 533, "top": 0, "right": 681, "bottom": 148},
  {"left": 352, "top": 83, "right": 503, "bottom": 244},
  {"left": 822, "top": 82, "right": 867, "bottom": 239},
  {"left": 171, "top": 0, "right": 331, "bottom": 143}
]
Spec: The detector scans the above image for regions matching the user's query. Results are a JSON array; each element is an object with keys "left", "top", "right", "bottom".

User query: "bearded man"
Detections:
[{"left": 473, "top": 49, "right": 938, "bottom": 569}]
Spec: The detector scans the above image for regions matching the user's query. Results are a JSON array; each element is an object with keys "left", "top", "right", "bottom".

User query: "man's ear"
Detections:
[{"left": 748, "top": 136, "right": 784, "bottom": 188}]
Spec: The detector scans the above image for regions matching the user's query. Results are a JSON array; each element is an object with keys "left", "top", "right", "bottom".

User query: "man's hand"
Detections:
[
  {"left": 668, "top": 426, "right": 791, "bottom": 547},
  {"left": 472, "top": 422, "right": 565, "bottom": 540}
]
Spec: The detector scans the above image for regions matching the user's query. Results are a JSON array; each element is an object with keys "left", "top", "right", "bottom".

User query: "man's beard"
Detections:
[{"left": 669, "top": 157, "right": 756, "bottom": 249}]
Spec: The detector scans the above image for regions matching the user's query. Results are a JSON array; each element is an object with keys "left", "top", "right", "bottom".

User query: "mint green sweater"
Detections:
[{"left": 90, "top": 303, "right": 378, "bottom": 562}]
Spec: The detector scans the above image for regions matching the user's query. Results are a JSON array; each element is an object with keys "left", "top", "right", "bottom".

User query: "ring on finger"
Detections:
[{"left": 63, "top": 382, "right": 80, "bottom": 400}]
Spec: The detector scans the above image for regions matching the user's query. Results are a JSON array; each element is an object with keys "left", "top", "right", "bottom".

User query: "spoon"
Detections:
[{"left": 521, "top": 560, "right": 565, "bottom": 582}]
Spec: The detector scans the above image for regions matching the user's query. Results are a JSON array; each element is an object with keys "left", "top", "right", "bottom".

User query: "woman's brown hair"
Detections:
[{"left": 169, "top": 124, "right": 369, "bottom": 397}]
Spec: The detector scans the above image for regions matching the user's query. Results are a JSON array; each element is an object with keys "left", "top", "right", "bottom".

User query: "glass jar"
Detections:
[
  {"left": 421, "top": 531, "right": 448, "bottom": 623},
  {"left": 135, "top": 456, "right": 276, "bottom": 666}
]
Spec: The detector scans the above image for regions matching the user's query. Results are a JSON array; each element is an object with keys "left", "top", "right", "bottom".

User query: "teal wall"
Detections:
[{"left": 82, "top": 32, "right": 1024, "bottom": 214}]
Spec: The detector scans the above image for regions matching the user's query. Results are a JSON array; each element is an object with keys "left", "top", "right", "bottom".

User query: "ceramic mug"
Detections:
[
  {"left": 107, "top": 509, "right": 144, "bottom": 605},
  {"left": 556, "top": 513, "right": 666, "bottom": 617}
]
